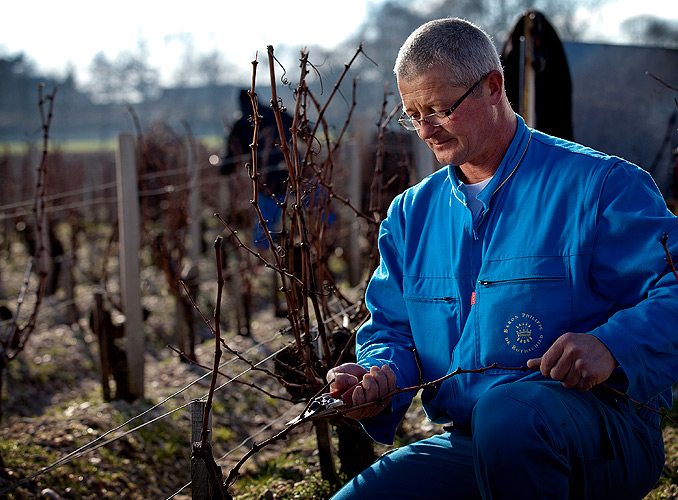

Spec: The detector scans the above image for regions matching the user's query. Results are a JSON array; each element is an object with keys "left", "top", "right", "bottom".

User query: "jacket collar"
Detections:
[{"left": 448, "top": 114, "right": 531, "bottom": 210}]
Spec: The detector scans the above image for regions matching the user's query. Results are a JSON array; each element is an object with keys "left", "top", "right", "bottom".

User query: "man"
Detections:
[{"left": 328, "top": 18, "right": 678, "bottom": 499}]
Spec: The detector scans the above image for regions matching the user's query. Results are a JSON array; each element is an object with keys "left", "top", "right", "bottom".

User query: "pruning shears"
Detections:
[{"left": 286, "top": 385, "right": 358, "bottom": 426}]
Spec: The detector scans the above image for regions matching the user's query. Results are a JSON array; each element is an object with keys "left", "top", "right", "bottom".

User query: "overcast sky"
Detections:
[{"left": 2, "top": 0, "right": 677, "bottom": 86}]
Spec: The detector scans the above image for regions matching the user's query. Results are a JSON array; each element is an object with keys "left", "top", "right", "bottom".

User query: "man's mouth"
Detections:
[{"left": 428, "top": 138, "right": 453, "bottom": 149}]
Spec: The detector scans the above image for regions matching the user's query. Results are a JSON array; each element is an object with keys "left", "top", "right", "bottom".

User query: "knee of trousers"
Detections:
[{"left": 470, "top": 382, "right": 572, "bottom": 463}]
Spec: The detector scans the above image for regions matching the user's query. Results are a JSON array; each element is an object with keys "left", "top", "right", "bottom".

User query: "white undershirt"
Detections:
[{"left": 464, "top": 177, "right": 492, "bottom": 222}]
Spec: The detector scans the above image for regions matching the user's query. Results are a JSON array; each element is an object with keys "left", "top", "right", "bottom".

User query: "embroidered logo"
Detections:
[{"left": 504, "top": 313, "right": 544, "bottom": 353}]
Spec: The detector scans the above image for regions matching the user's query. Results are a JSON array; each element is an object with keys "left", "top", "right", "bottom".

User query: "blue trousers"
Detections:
[
  {"left": 331, "top": 381, "right": 664, "bottom": 500},
  {"left": 253, "top": 195, "right": 282, "bottom": 249}
]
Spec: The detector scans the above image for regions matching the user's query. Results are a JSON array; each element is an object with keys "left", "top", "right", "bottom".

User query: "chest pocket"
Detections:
[
  {"left": 473, "top": 256, "right": 572, "bottom": 368},
  {"left": 403, "top": 275, "right": 463, "bottom": 378}
]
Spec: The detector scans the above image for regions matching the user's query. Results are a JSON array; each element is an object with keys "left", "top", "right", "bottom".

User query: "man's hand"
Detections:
[
  {"left": 527, "top": 332, "right": 618, "bottom": 392},
  {"left": 326, "top": 363, "right": 397, "bottom": 420}
]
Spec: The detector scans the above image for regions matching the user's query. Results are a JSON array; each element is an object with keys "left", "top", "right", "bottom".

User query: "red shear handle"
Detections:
[{"left": 328, "top": 384, "right": 359, "bottom": 407}]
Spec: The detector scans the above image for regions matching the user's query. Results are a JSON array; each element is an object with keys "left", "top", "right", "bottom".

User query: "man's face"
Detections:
[{"left": 398, "top": 66, "right": 488, "bottom": 168}]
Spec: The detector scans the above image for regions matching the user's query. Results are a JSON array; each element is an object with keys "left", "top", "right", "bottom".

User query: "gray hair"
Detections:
[{"left": 394, "top": 18, "right": 503, "bottom": 88}]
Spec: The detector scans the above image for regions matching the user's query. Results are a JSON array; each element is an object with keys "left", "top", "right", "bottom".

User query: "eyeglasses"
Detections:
[{"left": 398, "top": 74, "right": 487, "bottom": 131}]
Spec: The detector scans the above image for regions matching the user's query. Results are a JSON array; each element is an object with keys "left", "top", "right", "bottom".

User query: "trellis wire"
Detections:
[
  {"left": 164, "top": 403, "right": 301, "bottom": 499},
  {"left": 0, "top": 152, "right": 248, "bottom": 219},
  {"left": 0, "top": 334, "right": 290, "bottom": 496}
]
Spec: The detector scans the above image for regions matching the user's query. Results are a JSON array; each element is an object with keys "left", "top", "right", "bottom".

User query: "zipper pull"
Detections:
[{"left": 472, "top": 208, "right": 488, "bottom": 241}]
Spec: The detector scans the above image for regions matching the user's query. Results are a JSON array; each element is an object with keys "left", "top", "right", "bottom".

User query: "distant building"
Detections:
[{"left": 563, "top": 41, "right": 678, "bottom": 196}]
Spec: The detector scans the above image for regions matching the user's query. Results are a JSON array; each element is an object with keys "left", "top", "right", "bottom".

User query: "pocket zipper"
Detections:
[{"left": 478, "top": 276, "right": 564, "bottom": 286}]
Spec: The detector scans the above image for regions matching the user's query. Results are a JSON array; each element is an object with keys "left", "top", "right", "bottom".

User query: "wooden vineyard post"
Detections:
[
  {"left": 115, "top": 132, "right": 145, "bottom": 398},
  {"left": 92, "top": 292, "right": 111, "bottom": 401},
  {"left": 191, "top": 400, "right": 210, "bottom": 500}
]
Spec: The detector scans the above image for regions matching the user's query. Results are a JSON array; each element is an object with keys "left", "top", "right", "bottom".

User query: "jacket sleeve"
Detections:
[
  {"left": 588, "top": 161, "right": 678, "bottom": 406},
  {"left": 355, "top": 195, "right": 424, "bottom": 445}
]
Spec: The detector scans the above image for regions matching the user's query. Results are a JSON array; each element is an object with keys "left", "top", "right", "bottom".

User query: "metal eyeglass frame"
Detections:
[{"left": 397, "top": 74, "right": 488, "bottom": 131}]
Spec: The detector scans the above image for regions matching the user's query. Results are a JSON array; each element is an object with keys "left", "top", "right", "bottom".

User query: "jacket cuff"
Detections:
[{"left": 360, "top": 399, "right": 410, "bottom": 445}]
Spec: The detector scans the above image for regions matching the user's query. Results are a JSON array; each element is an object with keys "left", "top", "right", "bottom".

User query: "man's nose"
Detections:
[{"left": 417, "top": 120, "right": 438, "bottom": 139}]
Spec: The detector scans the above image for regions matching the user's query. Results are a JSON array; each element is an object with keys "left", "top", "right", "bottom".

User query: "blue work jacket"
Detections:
[{"left": 358, "top": 115, "right": 678, "bottom": 445}]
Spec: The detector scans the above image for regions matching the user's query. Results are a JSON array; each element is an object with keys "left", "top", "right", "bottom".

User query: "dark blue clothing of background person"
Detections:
[{"left": 220, "top": 89, "right": 293, "bottom": 248}]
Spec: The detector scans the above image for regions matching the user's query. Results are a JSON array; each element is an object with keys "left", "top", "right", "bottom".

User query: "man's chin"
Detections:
[
  {"left": 429, "top": 141, "right": 459, "bottom": 166},
  {"left": 431, "top": 150, "right": 457, "bottom": 166}
]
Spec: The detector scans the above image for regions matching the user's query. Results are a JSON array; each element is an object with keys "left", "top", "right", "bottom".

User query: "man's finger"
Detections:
[
  {"left": 526, "top": 358, "right": 542, "bottom": 374},
  {"left": 559, "top": 365, "right": 581, "bottom": 388},
  {"left": 539, "top": 336, "right": 566, "bottom": 378},
  {"left": 548, "top": 354, "right": 573, "bottom": 382},
  {"left": 369, "top": 366, "right": 390, "bottom": 399},
  {"left": 382, "top": 365, "right": 397, "bottom": 394},
  {"left": 352, "top": 385, "right": 366, "bottom": 407},
  {"left": 362, "top": 373, "right": 378, "bottom": 401},
  {"left": 331, "top": 372, "right": 360, "bottom": 391},
  {"left": 327, "top": 363, "right": 367, "bottom": 383},
  {"left": 383, "top": 364, "right": 396, "bottom": 385}
]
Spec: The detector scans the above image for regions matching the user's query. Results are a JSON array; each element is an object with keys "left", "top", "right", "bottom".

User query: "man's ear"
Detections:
[{"left": 486, "top": 70, "right": 504, "bottom": 105}]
